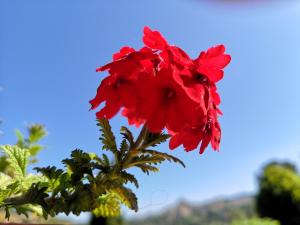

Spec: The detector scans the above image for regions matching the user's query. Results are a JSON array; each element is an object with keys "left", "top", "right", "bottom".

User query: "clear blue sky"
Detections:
[{"left": 1, "top": 0, "right": 300, "bottom": 222}]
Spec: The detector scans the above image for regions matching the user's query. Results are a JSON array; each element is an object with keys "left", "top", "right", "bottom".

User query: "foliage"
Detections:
[
  {"left": 256, "top": 161, "right": 300, "bottom": 225},
  {"left": 0, "top": 124, "right": 47, "bottom": 177},
  {"left": 231, "top": 218, "right": 280, "bottom": 225},
  {"left": 0, "top": 119, "right": 184, "bottom": 220},
  {"left": 16, "top": 123, "right": 47, "bottom": 164}
]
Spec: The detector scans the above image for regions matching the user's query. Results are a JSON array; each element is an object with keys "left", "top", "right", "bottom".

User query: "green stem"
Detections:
[
  {"left": 122, "top": 124, "right": 149, "bottom": 169},
  {"left": 132, "top": 124, "right": 149, "bottom": 150}
]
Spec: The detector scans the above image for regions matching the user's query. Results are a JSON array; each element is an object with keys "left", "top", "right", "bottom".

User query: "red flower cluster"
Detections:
[{"left": 90, "top": 27, "right": 231, "bottom": 154}]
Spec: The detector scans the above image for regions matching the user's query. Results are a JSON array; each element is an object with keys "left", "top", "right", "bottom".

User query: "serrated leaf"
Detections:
[
  {"left": 93, "top": 193, "right": 121, "bottom": 217},
  {"left": 97, "top": 118, "right": 120, "bottom": 162},
  {"left": 119, "top": 139, "right": 129, "bottom": 159},
  {"left": 128, "top": 155, "right": 165, "bottom": 167},
  {"left": 62, "top": 149, "right": 93, "bottom": 184},
  {"left": 22, "top": 183, "right": 49, "bottom": 209},
  {"left": 22, "top": 174, "right": 47, "bottom": 190},
  {"left": 120, "top": 171, "right": 139, "bottom": 188},
  {"left": 91, "top": 155, "right": 109, "bottom": 171},
  {"left": 0, "top": 156, "right": 9, "bottom": 174},
  {"left": 135, "top": 164, "right": 159, "bottom": 175},
  {"left": 34, "top": 166, "right": 64, "bottom": 181},
  {"left": 97, "top": 119, "right": 118, "bottom": 155},
  {"left": 89, "top": 152, "right": 97, "bottom": 160},
  {"left": 28, "top": 145, "right": 43, "bottom": 157},
  {"left": 142, "top": 133, "right": 170, "bottom": 148},
  {"left": 102, "top": 153, "right": 110, "bottom": 167},
  {"left": 15, "top": 129, "right": 25, "bottom": 148},
  {"left": 1, "top": 145, "right": 29, "bottom": 179},
  {"left": 6, "top": 180, "right": 21, "bottom": 195},
  {"left": 34, "top": 166, "right": 64, "bottom": 191},
  {"left": 0, "top": 172, "right": 13, "bottom": 187},
  {"left": 5, "top": 207, "right": 10, "bottom": 220},
  {"left": 0, "top": 189, "right": 11, "bottom": 203},
  {"left": 15, "top": 205, "right": 29, "bottom": 218},
  {"left": 141, "top": 149, "right": 185, "bottom": 168},
  {"left": 25, "top": 204, "right": 44, "bottom": 217},
  {"left": 28, "top": 124, "right": 47, "bottom": 143},
  {"left": 120, "top": 126, "right": 134, "bottom": 147},
  {"left": 113, "top": 186, "right": 138, "bottom": 211}
]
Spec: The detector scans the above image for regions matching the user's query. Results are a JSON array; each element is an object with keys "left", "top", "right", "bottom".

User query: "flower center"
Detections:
[
  {"left": 193, "top": 73, "right": 208, "bottom": 83},
  {"left": 114, "top": 78, "right": 126, "bottom": 89},
  {"left": 163, "top": 88, "right": 176, "bottom": 101},
  {"left": 190, "top": 126, "right": 202, "bottom": 133}
]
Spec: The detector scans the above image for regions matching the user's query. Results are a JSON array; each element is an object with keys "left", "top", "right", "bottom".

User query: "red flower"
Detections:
[
  {"left": 143, "top": 26, "right": 168, "bottom": 50},
  {"left": 174, "top": 45, "right": 230, "bottom": 110},
  {"left": 112, "top": 46, "right": 135, "bottom": 60},
  {"left": 143, "top": 26, "right": 192, "bottom": 70},
  {"left": 135, "top": 68, "right": 199, "bottom": 133},
  {"left": 90, "top": 48, "right": 157, "bottom": 119},
  {"left": 90, "top": 26, "right": 231, "bottom": 155},
  {"left": 122, "top": 107, "right": 145, "bottom": 128},
  {"left": 194, "top": 45, "right": 231, "bottom": 82},
  {"left": 174, "top": 70, "right": 209, "bottom": 110},
  {"left": 169, "top": 103, "right": 221, "bottom": 154}
]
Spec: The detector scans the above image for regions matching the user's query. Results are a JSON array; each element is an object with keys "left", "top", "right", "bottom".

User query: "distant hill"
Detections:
[{"left": 128, "top": 194, "right": 256, "bottom": 225}]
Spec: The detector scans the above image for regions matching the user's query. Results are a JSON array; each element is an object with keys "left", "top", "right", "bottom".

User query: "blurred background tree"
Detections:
[
  {"left": 256, "top": 161, "right": 300, "bottom": 225},
  {"left": 231, "top": 217, "right": 280, "bottom": 225}
]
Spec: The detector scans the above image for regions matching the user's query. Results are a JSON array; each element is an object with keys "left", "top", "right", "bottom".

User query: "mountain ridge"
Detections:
[{"left": 129, "top": 193, "right": 256, "bottom": 225}]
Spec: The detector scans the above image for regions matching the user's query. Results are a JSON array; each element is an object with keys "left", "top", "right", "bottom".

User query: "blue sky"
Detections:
[{"left": 1, "top": 0, "right": 300, "bottom": 222}]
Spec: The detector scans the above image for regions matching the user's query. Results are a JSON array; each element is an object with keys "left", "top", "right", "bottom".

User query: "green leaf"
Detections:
[
  {"left": 1, "top": 145, "right": 29, "bottom": 179},
  {"left": 113, "top": 186, "right": 138, "bottom": 212},
  {"left": 5, "top": 207, "right": 10, "bottom": 220},
  {"left": 22, "top": 174, "right": 47, "bottom": 190},
  {"left": 6, "top": 180, "right": 21, "bottom": 196},
  {"left": 34, "top": 166, "right": 64, "bottom": 191},
  {"left": 0, "top": 156, "right": 9, "bottom": 173},
  {"left": 91, "top": 155, "right": 109, "bottom": 171},
  {"left": 102, "top": 153, "right": 110, "bottom": 167},
  {"left": 128, "top": 155, "right": 165, "bottom": 167},
  {"left": 15, "top": 205, "right": 30, "bottom": 218},
  {"left": 97, "top": 119, "right": 118, "bottom": 153},
  {"left": 24, "top": 204, "right": 44, "bottom": 217},
  {"left": 0, "top": 189, "right": 11, "bottom": 203},
  {"left": 0, "top": 172, "right": 13, "bottom": 187},
  {"left": 135, "top": 164, "right": 159, "bottom": 175},
  {"left": 15, "top": 129, "right": 25, "bottom": 148},
  {"left": 142, "top": 133, "right": 170, "bottom": 148},
  {"left": 119, "top": 139, "right": 129, "bottom": 159},
  {"left": 28, "top": 124, "right": 47, "bottom": 143},
  {"left": 141, "top": 149, "right": 185, "bottom": 168},
  {"left": 62, "top": 149, "right": 93, "bottom": 184},
  {"left": 120, "top": 126, "right": 134, "bottom": 147},
  {"left": 93, "top": 193, "right": 121, "bottom": 217},
  {"left": 28, "top": 145, "right": 43, "bottom": 157},
  {"left": 120, "top": 171, "right": 139, "bottom": 188},
  {"left": 35, "top": 166, "right": 64, "bottom": 181},
  {"left": 22, "top": 183, "right": 49, "bottom": 210}
]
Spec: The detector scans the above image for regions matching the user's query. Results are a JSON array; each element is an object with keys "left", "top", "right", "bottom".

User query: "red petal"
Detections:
[
  {"left": 89, "top": 77, "right": 111, "bottom": 109},
  {"left": 199, "top": 134, "right": 211, "bottom": 154},
  {"left": 146, "top": 109, "right": 166, "bottom": 133},
  {"left": 96, "top": 100, "right": 121, "bottom": 119},
  {"left": 113, "top": 47, "right": 135, "bottom": 60},
  {"left": 143, "top": 26, "right": 168, "bottom": 50},
  {"left": 169, "top": 133, "right": 182, "bottom": 150}
]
